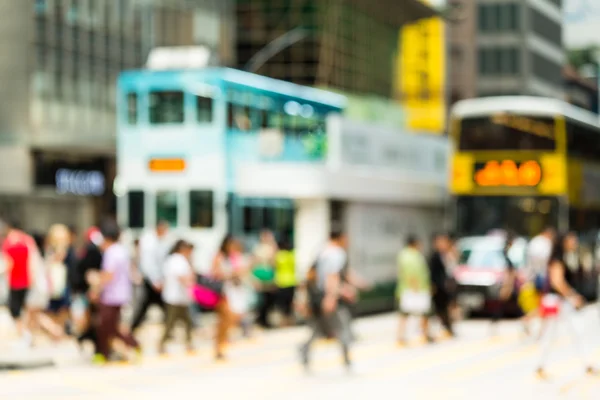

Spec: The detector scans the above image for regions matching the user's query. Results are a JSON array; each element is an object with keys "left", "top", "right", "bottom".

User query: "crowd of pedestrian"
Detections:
[{"left": 0, "top": 217, "right": 305, "bottom": 364}]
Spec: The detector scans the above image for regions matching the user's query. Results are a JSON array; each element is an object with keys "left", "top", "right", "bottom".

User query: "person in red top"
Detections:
[{"left": 1, "top": 219, "right": 33, "bottom": 341}]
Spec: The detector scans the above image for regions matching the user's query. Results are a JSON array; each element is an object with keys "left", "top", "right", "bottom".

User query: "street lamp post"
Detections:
[{"left": 244, "top": 26, "right": 308, "bottom": 74}]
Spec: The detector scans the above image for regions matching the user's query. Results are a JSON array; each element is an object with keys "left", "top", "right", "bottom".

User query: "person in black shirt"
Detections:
[
  {"left": 73, "top": 227, "right": 104, "bottom": 352},
  {"left": 490, "top": 232, "right": 518, "bottom": 334},
  {"left": 536, "top": 232, "right": 596, "bottom": 378},
  {"left": 429, "top": 232, "right": 454, "bottom": 338}
]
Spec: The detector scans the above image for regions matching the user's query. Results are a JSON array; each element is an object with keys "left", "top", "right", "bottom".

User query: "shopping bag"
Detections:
[
  {"left": 252, "top": 264, "right": 275, "bottom": 282},
  {"left": 400, "top": 290, "right": 431, "bottom": 315},
  {"left": 190, "top": 284, "right": 220, "bottom": 308},
  {"left": 518, "top": 283, "right": 540, "bottom": 314},
  {"left": 539, "top": 294, "right": 561, "bottom": 318}
]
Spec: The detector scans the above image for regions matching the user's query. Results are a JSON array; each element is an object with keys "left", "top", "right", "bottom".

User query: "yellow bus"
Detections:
[{"left": 449, "top": 96, "right": 600, "bottom": 237}]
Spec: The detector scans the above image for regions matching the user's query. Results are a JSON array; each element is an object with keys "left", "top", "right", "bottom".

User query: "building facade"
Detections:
[
  {"left": 449, "top": 0, "right": 565, "bottom": 102},
  {"left": 0, "top": 0, "right": 233, "bottom": 232},
  {"left": 234, "top": 0, "right": 436, "bottom": 99}
]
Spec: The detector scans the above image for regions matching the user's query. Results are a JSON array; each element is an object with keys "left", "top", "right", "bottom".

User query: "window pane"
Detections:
[
  {"left": 127, "top": 92, "right": 137, "bottom": 124},
  {"left": 156, "top": 191, "right": 178, "bottom": 227},
  {"left": 149, "top": 91, "right": 184, "bottom": 124},
  {"left": 228, "top": 103, "right": 251, "bottom": 130},
  {"left": 190, "top": 190, "right": 213, "bottom": 228},
  {"left": 478, "top": 5, "right": 487, "bottom": 32},
  {"left": 127, "top": 191, "right": 144, "bottom": 229},
  {"left": 196, "top": 95, "right": 213, "bottom": 123},
  {"left": 509, "top": 4, "right": 520, "bottom": 30}
]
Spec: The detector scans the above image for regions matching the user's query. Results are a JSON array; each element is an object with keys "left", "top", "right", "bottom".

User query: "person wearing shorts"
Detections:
[{"left": 274, "top": 239, "right": 296, "bottom": 327}]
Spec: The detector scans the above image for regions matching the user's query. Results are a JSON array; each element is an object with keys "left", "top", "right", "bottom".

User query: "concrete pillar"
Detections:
[{"left": 294, "top": 198, "right": 330, "bottom": 279}]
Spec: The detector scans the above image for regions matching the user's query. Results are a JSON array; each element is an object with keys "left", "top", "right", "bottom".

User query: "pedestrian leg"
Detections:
[
  {"left": 130, "top": 280, "right": 153, "bottom": 332},
  {"left": 215, "top": 299, "right": 232, "bottom": 360},
  {"left": 160, "top": 304, "right": 177, "bottom": 353},
  {"left": 180, "top": 306, "right": 194, "bottom": 351},
  {"left": 335, "top": 308, "right": 352, "bottom": 367},
  {"left": 561, "top": 302, "right": 593, "bottom": 372},
  {"left": 299, "top": 318, "right": 322, "bottom": 368},
  {"left": 97, "top": 304, "right": 119, "bottom": 361},
  {"left": 537, "top": 316, "right": 558, "bottom": 377}
]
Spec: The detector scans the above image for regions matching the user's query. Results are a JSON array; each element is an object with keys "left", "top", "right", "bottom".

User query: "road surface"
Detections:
[{"left": 1, "top": 307, "right": 600, "bottom": 399}]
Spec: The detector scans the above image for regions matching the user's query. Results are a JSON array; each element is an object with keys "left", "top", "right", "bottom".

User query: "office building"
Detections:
[
  {"left": 0, "top": 0, "right": 233, "bottom": 232},
  {"left": 235, "top": 0, "right": 437, "bottom": 99},
  {"left": 449, "top": 0, "right": 565, "bottom": 102}
]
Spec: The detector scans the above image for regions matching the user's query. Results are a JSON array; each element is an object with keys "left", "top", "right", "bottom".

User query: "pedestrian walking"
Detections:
[
  {"left": 429, "top": 232, "right": 455, "bottom": 338},
  {"left": 1, "top": 219, "right": 36, "bottom": 346},
  {"left": 490, "top": 232, "right": 519, "bottom": 336},
  {"left": 159, "top": 240, "right": 196, "bottom": 355},
  {"left": 130, "top": 221, "right": 171, "bottom": 332},
  {"left": 252, "top": 230, "right": 277, "bottom": 329},
  {"left": 536, "top": 232, "right": 597, "bottom": 378},
  {"left": 94, "top": 221, "right": 141, "bottom": 365},
  {"left": 299, "top": 227, "right": 353, "bottom": 371},
  {"left": 397, "top": 235, "right": 434, "bottom": 345}
]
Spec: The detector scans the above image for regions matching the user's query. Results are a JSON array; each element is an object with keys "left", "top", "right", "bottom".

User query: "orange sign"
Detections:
[
  {"left": 148, "top": 158, "right": 186, "bottom": 172},
  {"left": 474, "top": 160, "right": 541, "bottom": 187}
]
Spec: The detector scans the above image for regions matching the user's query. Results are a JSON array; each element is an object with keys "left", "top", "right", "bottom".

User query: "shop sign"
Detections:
[{"left": 55, "top": 169, "right": 105, "bottom": 196}]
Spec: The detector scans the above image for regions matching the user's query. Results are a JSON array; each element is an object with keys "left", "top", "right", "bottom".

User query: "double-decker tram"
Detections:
[{"left": 449, "top": 96, "right": 600, "bottom": 237}]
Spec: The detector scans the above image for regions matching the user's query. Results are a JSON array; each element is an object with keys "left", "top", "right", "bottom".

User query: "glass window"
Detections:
[
  {"left": 477, "top": 5, "right": 487, "bottom": 32},
  {"left": 127, "top": 191, "right": 144, "bottom": 229},
  {"left": 508, "top": 3, "right": 520, "bottom": 30},
  {"left": 149, "top": 90, "right": 184, "bottom": 124},
  {"left": 459, "top": 115, "right": 556, "bottom": 151},
  {"left": 126, "top": 92, "right": 137, "bottom": 124},
  {"left": 156, "top": 191, "right": 178, "bottom": 227},
  {"left": 189, "top": 190, "right": 213, "bottom": 228},
  {"left": 196, "top": 95, "right": 213, "bottom": 123},
  {"left": 227, "top": 103, "right": 252, "bottom": 130}
]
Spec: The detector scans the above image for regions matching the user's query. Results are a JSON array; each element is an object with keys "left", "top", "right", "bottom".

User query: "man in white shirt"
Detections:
[{"left": 131, "top": 221, "right": 171, "bottom": 332}]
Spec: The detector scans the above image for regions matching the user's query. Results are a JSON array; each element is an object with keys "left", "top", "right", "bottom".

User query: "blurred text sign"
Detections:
[
  {"left": 327, "top": 115, "right": 449, "bottom": 183},
  {"left": 147, "top": 47, "right": 211, "bottom": 70}
]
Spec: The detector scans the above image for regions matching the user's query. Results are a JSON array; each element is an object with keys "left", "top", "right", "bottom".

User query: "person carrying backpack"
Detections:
[{"left": 298, "top": 227, "right": 352, "bottom": 372}]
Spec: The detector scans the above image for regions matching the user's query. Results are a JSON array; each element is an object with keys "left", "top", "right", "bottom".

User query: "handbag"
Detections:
[
  {"left": 195, "top": 274, "right": 224, "bottom": 294},
  {"left": 539, "top": 293, "right": 561, "bottom": 318},
  {"left": 252, "top": 264, "right": 275, "bottom": 282},
  {"left": 190, "top": 284, "right": 220, "bottom": 308},
  {"left": 400, "top": 290, "right": 431, "bottom": 315}
]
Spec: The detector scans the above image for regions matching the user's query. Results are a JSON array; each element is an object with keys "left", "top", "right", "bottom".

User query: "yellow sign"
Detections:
[
  {"left": 450, "top": 154, "right": 474, "bottom": 194},
  {"left": 397, "top": 2, "right": 446, "bottom": 134},
  {"left": 149, "top": 158, "right": 186, "bottom": 172}
]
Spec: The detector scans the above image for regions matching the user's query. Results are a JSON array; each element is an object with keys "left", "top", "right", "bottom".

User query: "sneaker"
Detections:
[
  {"left": 92, "top": 354, "right": 106, "bottom": 366},
  {"left": 585, "top": 366, "right": 598, "bottom": 375},
  {"left": 535, "top": 367, "right": 548, "bottom": 380},
  {"left": 298, "top": 347, "right": 309, "bottom": 370}
]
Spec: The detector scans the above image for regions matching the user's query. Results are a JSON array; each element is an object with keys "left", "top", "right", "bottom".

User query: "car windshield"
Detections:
[{"left": 458, "top": 241, "right": 525, "bottom": 269}]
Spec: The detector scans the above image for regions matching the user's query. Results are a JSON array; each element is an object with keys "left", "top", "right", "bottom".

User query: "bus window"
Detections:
[
  {"left": 127, "top": 191, "right": 144, "bottom": 229},
  {"left": 149, "top": 90, "right": 184, "bottom": 124},
  {"left": 127, "top": 93, "right": 137, "bottom": 124},
  {"left": 196, "top": 95, "right": 213, "bottom": 123},
  {"left": 459, "top": 115, "right": 556, "bottom": 151},
  {"left": 190, "top": 190, "right": 213, "bottom": 228},
  {"left": 156, "top": 191, "right": 178, "bottom": 227}
]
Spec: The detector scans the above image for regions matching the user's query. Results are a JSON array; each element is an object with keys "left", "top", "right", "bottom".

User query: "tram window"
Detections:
[
  {"left": 242, "top": 205, "right": 262, "bottom": 233},
  {"left": 196, "top": 95, "right": 213, "bottom": 123},
  {"left": 156, "top": 191, "right": 178, "bottom": 227},
  {"left": 126, "top": 93, "right": 137, "bottom": 124},
  {"left": 189, "top": 190, "right": 213, "bottom": 228},
  {"left": 149, "top": 91, "right": 184, "bottom": 124},
  {"left": 227, "top": 102, "right": 252, "bottom": 131},
  {"left": 567, "top": 121, "right": 600, "bottom": 162},
  {"left": 127, "top": 191, "right": 144, "bottom": 229}
]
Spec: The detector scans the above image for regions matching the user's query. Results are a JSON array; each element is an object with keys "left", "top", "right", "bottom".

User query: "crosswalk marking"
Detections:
[{"left": 365, "top": 333, "right": 521, "bottom": 380}]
